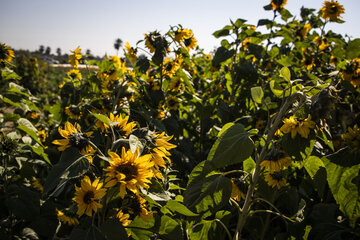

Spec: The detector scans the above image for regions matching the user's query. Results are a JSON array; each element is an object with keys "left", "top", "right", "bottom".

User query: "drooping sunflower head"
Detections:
[
  {"left": 56, "top": 209, "right": 79, "bottom": 226},
  {"left": 340, "top": 58, "right": 360, "bottom": 87},
  {"left": 162, "top": 58, "right": 181, "bottom": 78},
  {"left": 271, "top": 0, "right": 287, "bottom": 10},
  {"left": 0, "top": 43, "right": 15, "bottom": 63},
  {"left": 320, "top": 0, "right": 345, "bottom": 22},
  {"left": 104, "top": 148, "right": 154, "bottom": 198},
  {"left": 264, "top": 171, "right": 287, "bottom": 189},
  {"left": 125, "top": 42, "right": 137, "bottom": 63},
  {"left": 261, "top": 150, "right": 292, "bottom": 172},
  {"left": 184, "top": 34, "right": 197, "bottom": 51},
  {"left": 168, "top": 76, "right": 183, "bottom": 92},
  {"left": 73, "top": 176, "right": 107, "bottom": 217},
  {"left": 123, "top": 194, "right": 155, "bottom": 222},
  {"left": 52, "top": 122, "right": 92, "bottom": 151},
  {"left": 166, "top": 95, "right": 180, "bottom": 110},
  {"left": 65, "top": 105, "right": 82, "bottom": 120},
  {"left": 68, "top": 47, "right": 82, "bottom": 68},
  {"left": 231, "top": 179, "right": 247, "bottom": 201},
  {"left": 341, "top": 124, "right": 360, "bottom": 150},
  {"left": 174, "top": 28, "right": 193, "bottom": 43},
  {"left": 241, "top": 38, "right": 252, "bottom": 50}
]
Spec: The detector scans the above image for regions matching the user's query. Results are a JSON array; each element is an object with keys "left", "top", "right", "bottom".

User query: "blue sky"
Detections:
[{"left": 1, "top": 0, "right": 359, "bottom": 57}]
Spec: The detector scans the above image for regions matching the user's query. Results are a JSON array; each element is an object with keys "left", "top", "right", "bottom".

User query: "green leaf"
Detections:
[
  {"left": 213, "top": 25, "right": 232, "bottom": 38},
  {"left": 258, "top": 19, "right": 273, "bottom": 27},
  {"left": 304, "top": 156, "right": 325, "bottom": 179},
  {"left": 43, "top": 147, "right": 88, "bottom": 195},
  {"left": 158, "top": 215, "right": 182, "bottom": 240},
  {"left": 91, "top": 112, "right": 110, "bottom": 125},
  {"left": 279, "top": 8, "right": 293, "bottom": 21},
  {"left": 17, "top": 118, "right": 43, "bottom": 146},
  {"left": 85, "top": 226, "right": 106, "bottom": 240},
  {"left": 165, "top": 200, "right": 199, "bottom": 217},
  {"left": 263, "top": 4, "right": 273, "bottom": 11},
  {"left": 269, "top": 46, "right": 279, "bottom": 58},
  {"left": 282, "top": 133, "right": 315, "bottom": 161},
  {"left": 270, "top": 80, "right": 284, "bottom": 97},
  {"left": 251, "top": 86, "right": 264, "bottom": 104},
  {"left": 208, "top": 123, "right": 254, "bottom": 169},
  {"left": 280, "top": 67, "right": 291, "bottom": 82},
  {"left": 101, "top": 218, "right": 129, "bottom": 240},
  {"left": 346, "top": 38, "right": 360, "bottom": 59},
  {"left": 326, "top": 148, "right": 360, "bottom": 167},
  {"left": 184, "top": 174, "right": 232, "bottom": 217},
  {"left": 323, "top": 157, "right": 360, "bottom": 227},
  {"left": 187, "top": 160, "right": 215, "bottom": 187},
  {"left": 135, "top": 56, "right": 150, "bottom": 73},
  {"left": 243, "top": 157, "right": 256, "bottom": 173},
  {"left": 178, "top": 69, "right": 194, "bottom": 93},
  {"left": 212, "top": 47, "right": 235, "bottom": 67}
]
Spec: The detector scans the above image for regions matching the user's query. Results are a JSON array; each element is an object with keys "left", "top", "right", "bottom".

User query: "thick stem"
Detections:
[{"left": 232, "top": 92, "right": 305, "bottom": 240}]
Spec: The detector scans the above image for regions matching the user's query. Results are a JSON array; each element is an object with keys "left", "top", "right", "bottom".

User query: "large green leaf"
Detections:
[
  {"left": 212, "top": 47, "right": 235, "bottom": 67},
  {"left": 43, "top": 147, "right": 89, "bottom": 195},
  {"left": 101, "top": 218, "right": 129, "bottom": 240},
  {"left": 346, "top": 38, "right": 360, "bottom": 58},
  {"left": 164, "top": 200, "right": 199, "bottom": 217},
  {"left": 208, "top": 123, "right": 254, "bottom": 169},
  {"left": 158, "top": 215, "right": 182, "bottom": 240},
  {"left": 282, "top": 133, "right": 315, "bottom": 161},
  {"left": 183, "top": 174, "right": 232, "bottom": 217},
  {"left": 323, "top": 157, "right": 360, "bottom": 227}
]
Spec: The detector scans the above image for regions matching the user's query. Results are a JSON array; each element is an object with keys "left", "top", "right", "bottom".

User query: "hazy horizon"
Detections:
[{"left": 1, "top": 0, "right": 359, "bottom": 57}]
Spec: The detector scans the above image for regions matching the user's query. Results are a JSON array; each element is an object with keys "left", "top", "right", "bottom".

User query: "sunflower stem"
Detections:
[
  {"left": 88, "top": 140, "right": 106, "bottom": 158},
  {"left": 232, "top": 92, "right": 305, "bottom": 240}
]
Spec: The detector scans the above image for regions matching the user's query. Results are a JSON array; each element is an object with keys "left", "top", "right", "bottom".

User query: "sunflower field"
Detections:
[{"left": 1, "top": 0, "right": 360, "bottom": 239}]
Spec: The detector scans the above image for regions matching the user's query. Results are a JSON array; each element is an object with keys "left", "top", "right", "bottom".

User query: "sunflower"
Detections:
[
  {"left": 80, "top": 145, "right": 96, "bottom": 164},
  {"left": 204, "top": 54, "right": 212, "bottom": 61},
  {"left": 313, "top": 36, "right": 330, "bottom": 51},
  {"left": 125, "top": 194, "right": 155, "bottom": 222},
  {"left": 65, "top": 106, "right": 82, "bottom": 120},
  {"left": 0, "top": 43, "right": 15, "bottom": 62},
  {"left": 302, "top": 55, "right": 315, "bottom": 71},
  {"left": 340, "top": 58, "right": 360, "bottom": 87},
  {"left": 255, "top": 120, "right": 265, "bottom": 130},
  {"left": 168, "top": 76, "right": 183, "bottom": 92},
  {"left": 341, "top": 124, "right": 360, "bottom": 150},
  {"left": 37, "top": 129, "right": 47, "bottom": 142},
  {"left": 151, "top": 132, "right": 176, "bottom": 167},
  {"left": 96, "top": 113, "right": 136, "bottom": 136},
  {"left": 297, "top": 23, "right": 311, "bottom": 40},
  {"left": 25, "top": 111, "right": 39, "bottom": 120},
  {"left": 320, "top": 0, "right": 345, "bottom": 22},
  {"left": 56, "top": 209, "right": 79, "bottom": 226},
  {"left": 116, "top": 211, "right": 131, "bottom": 226},
  {"left": 67, "top": 69, "right": 82, "bottom": 79},
  {"left": 166, "top": 96, "right": 180, "bottom": 110},
  {"left": 146, "top": 77, "right": 161, "bottom": 90},
  {"left": 280, "top": 115, "right": 315, "bottom": 139},
  {"left": 104, "top": 148, "right": 154, "bottom": 198},
  {"left": 52, "top": 122, "right": 93, "bottom": 151},
  {"left": 31, "top": 178, "right": 43, "bottom": 192},
  {"left": 144, "top": 33, "right": 156, "bottom": 53},
  {"left": 271, "top": 0, "right": 287, "bottom": 10},
  {"left": 73, "top": 176, "right": 107, "bottom": 217},
  {"left": 69, "top": 47, "right": 82, "bottom": 68},
  {"left": 162, "top": 58, "right": 181, "bottom": 78},
  {"left": 264, "top": 171, "right": 287, "bottom": 189},
  {"left": 174, "top": 28, "right": 193, "bottom": 43},
  {"left": 241, "top": 38, "right": 252, "bottom": 50},
  {"left": 260, "top": 150, "right": 292, "bottom": 172},
  {"left": 125, "top": 42, "right": 137, "bottom": 63},
  {"left": 184, "top": 35, "right": 197, "bottom": 51},
  {"left": 231, "top": 180, "right": 245, "bottom": 201}
]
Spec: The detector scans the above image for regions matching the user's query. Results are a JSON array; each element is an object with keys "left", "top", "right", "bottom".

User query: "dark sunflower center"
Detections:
[
  {"left": 329, "top": 5, "right": 338, "bottom": 14},
  {"left": 184, "top": 38, "right": 191, "bottom": 47},
  {"left": 168, "top": 99, "right": 177, "bottom": 107},
  {"left": 270, "top": 172, "right": 284, "bottom": 181},
  {"left": 83, "top": 191, "right": 94, "bottom": 204},
  {"left": 69, "top": 133, "right": 89, "bottom": 149},
  {"left": 116, "top": 163, "right": 138, "bottom": 181},
  {"left": 165, "top": 63, "right": 173, "bottom": 71}
]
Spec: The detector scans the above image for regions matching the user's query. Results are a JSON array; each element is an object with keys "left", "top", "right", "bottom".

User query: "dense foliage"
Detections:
[{"left": 1, "top": 1, "right": 360, "bottom": 239}]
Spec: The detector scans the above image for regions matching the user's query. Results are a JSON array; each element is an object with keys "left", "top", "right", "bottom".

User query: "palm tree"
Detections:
[{"left": 114, "top": 38, "right": 123, "bottom": 56}]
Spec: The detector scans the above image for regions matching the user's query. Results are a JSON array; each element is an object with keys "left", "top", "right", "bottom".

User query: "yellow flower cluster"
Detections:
[
  {"left": 125, "top": 42, "right": 137, "bottom": 63},
  {"left": 279, "top": 115, "right": 316, "bottom": 139},
  {"left": 68, "top": 47, "right": 82, "bottom": 68},
  {"left": 173, "top": 28, "right": 197, "bottom": 51}
]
